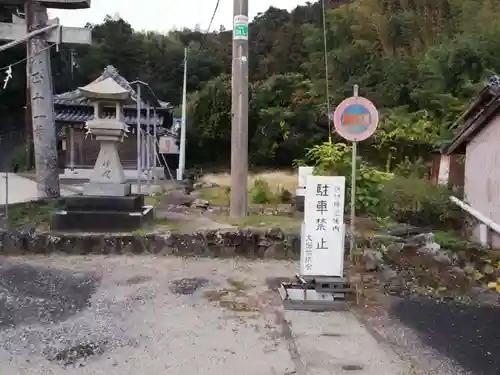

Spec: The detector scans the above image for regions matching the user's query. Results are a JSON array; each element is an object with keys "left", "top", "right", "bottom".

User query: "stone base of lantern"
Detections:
[
  {"left": 51, "top": 195, "right": 154, "bottom": 232},
  {"left": 83, "top": 182, "right": 131, "bottom": 197}
]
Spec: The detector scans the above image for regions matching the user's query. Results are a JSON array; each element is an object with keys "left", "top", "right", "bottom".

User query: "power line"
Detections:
[
  {"left": 321, "top": 0, "right": 332, "bottom": 142},
  {"left": 206, "top": 0, "right": 220, "bottom": 35},
  {"left": 197, "top": 0, "right": 221, "bottom": 54}
]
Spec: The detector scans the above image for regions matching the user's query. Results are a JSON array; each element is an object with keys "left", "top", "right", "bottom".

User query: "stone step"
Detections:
[
  {"left": 51, "top": 207, "right": 153, "bottom": 232},
  {"left": 60, "top": 195, "right": 145, "bottom": 211}
]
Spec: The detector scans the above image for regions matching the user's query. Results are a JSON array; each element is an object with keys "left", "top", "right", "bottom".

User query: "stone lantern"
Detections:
[
  {"left": 51, "top": 77, "right": 153, "bottom": 232},
  {"left": 79, "top": 77, "right": 131, "bottom": 196}
]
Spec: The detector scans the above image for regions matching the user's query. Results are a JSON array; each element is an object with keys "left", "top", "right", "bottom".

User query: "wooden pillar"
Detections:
[{"left": 69, "top": 126, "right": 75, "bottom": 170}]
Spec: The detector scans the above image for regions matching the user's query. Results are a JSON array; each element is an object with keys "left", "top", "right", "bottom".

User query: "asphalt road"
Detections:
[{"left": 392, "top": 297, "right": 500, "bottom": 375}]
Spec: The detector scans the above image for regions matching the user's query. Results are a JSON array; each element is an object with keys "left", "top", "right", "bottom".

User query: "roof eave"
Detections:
[
  {"left": 53, "top": 100, "right": 172, "bottom": 111},
  {"left": 443, "top": 98, "right": 500, "bottom": 154}
]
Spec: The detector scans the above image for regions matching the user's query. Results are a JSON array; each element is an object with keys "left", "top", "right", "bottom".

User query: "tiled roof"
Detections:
[
  {"left": 55, "top": 108, "right": 164, "bottom": 126},
  {"left": 54, "top": 65, "right": 172, "bottom": 110},
  {"left": 54, "top": 108, "right": 178, "bottom": 138}
]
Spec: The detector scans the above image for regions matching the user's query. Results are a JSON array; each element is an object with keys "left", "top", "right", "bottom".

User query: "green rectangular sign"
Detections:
[{"left": 234, "top": 25, "right": 248, "bottom": 38}]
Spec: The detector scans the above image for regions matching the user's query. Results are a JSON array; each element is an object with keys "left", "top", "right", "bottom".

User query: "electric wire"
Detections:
[
  {"left": 321, "top": 0, "right": 333, "bottom": 142},
  {"left": 197, "top": 0, "right": 221, "bottom": 54}
]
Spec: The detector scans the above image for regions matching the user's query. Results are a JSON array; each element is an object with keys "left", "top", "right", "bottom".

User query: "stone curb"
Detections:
[{"left": 0, "top": 228, "right": 301, "bottom": 259}]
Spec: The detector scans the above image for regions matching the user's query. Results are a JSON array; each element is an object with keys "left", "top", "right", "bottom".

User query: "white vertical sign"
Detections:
[
  {"left": 296, "top": 166, "right": 313, "bottom": 197},
  {"left": 301, "top": 175, "right": 346, "bottom": 277},
  {"left": 298, "top": 166, "right": 314, "bottom": 188}
]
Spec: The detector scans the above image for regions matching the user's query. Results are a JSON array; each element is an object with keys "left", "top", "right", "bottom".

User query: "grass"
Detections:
[
  {"left": 201, "top": 170, "right": 297, "bottom": 191},
  {"left": 224, "top": 214, "right": 301, "bottom": 233},
  {"left": 7, "top": 201, "right": 56, "bottom": 229},
  {"left": 199, "top": 186, "right": 231, "bottom": 205},
  {"left": 144, "top": 195, "right": 160, "bottom": 206},
  {"left": 434, "top": 230, "right": 484, "bottom": 252},
  {"left": 199, "top": 170, "right": 297, "bottom": 206}
]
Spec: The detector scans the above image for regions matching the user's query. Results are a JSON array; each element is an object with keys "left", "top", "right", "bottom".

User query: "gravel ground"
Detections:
[
  {"left": 1, "top": 255, "right": 455, "bottom": 375},
  {"left": 0, "top": 256, "right": 298, "bottom": 375}
]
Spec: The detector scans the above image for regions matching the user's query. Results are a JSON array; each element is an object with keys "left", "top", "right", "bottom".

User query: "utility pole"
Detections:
[
  {"left": 230, "top": 0, "right": 249, "bottom": 217},
  {"left": 136, "top": 83, "right": 142, "bottom": 193},
  {"left": 177, "top": 47, "right": 187, "bottom": 181}
]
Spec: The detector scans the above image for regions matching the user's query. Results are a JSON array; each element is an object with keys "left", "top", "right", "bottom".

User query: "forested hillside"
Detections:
[{"left": 0, "top": 0, "right": 498, "bottom": 170}]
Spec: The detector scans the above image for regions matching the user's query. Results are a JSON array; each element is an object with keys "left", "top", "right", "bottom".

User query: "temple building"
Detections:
[{"left": 54, "top": 65, "right": 178, "bottom": 179}]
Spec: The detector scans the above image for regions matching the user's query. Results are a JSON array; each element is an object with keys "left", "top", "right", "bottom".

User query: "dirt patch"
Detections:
[
  {"left": 169, "top": 277, "right": 210, "bottom": 295},
  {"left": 50, "top": 341, "right": 107, "bottom": 367},
  {"left": 122, "top": 275, "right": 152, "bottom": 285},
  {"left": 227, "top": 277, "right": 251, "bottom": 291},
  {"left": 203, "top": 278, "right": 258, "bottom": 312}
]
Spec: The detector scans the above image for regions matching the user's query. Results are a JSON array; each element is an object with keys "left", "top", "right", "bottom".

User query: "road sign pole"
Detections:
[
  {"left": 349, "top": 84, "right": 359, "bottom": 257},
  {"left": 333, "top": 85, "right": 378, "bottom": 261}
]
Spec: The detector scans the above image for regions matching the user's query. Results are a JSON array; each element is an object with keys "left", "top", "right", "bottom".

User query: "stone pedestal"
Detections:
[
  {"left": 83, "top": 139, "right": 131, "bottom": 196},
  {"left": 50, "top": 78, "right": 153, "bottom": 232},
  {"left": 52, "top": 195, "right": 153, "bottom": 232}
]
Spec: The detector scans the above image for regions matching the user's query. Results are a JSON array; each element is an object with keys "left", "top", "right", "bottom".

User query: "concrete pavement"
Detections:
[
  {"left": 288, "top": 310, "right": 410, "bottom": 374},
  {"left": 0, "top": 173, "right": 169, "bottom": 205},
  {"left": 0, "top": 173, "right": 78, "bottom": 205},
  {"left": 0, "top": 256, "right": 412, "bottom": 374}
]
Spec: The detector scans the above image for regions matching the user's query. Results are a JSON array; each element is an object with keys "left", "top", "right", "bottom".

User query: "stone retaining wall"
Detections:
[{"left": 0, "top": 228, "right": 301, "bottom": 259}]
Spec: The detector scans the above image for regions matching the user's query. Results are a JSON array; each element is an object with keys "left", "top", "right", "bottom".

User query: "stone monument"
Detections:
[{"left": 51, "top": 78, "right": 153, "bottom": 232}]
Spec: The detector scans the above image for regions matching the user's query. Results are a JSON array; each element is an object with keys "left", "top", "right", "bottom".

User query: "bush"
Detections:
[
  {"left": 392, "top": 157, "right": 429, "bottom": 178},
  {"left": 297, "top": 142, "right": 463, "bottom": 231},
  {"left": 299, "top": 142, "right": 392, "bottom": 216},
  {"left": 380, "top": 176, "right": 463, "bottom": 229},
  {"left": 250, "top": 179, "right": 273, "bottom": 204},
  {"left": 277, "top": 186, "right": 293, "bottom": 203}
]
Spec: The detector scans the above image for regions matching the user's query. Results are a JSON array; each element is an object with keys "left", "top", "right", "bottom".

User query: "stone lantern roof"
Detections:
[{"left": 78, "top": 77, "right": 133, "bottom": 103}]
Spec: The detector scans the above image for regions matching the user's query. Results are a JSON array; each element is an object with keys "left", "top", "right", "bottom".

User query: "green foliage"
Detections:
[
  {"left": 433, "top": 231, "right": 483, "bottom": 253},
  {"left": 301, "top": 142, "right": 392, "bottom": 216},
  {"left": 1, "top": 0, "right": 497, "bottom": 173},
  {"left": 379, "top": 176, "right": 463, "bottom": 230},
  {"left": 277, "top": 187, "right": 293, "bottom": 204},
  {"left": 248, "top": 179, "right": 293, "bottom": 204},
  {"left": 250, "top": 179, "right": 273, "bottom": 204},
  {"left": 299, "top": 142, "right": 462, "bottom": 230},
  {"left": 393, "top": 157, "right": 429, "bottom": 178}
]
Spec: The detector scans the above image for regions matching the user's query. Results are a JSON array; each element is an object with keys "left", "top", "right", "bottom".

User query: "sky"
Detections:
[{"left": 48, "top": 0, "right": 310, "bottom": 33}]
